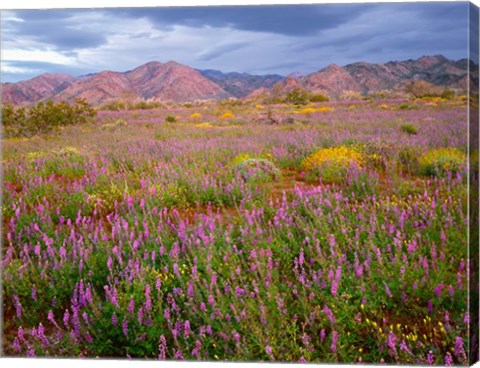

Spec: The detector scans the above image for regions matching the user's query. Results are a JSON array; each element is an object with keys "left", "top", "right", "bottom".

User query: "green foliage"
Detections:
[
  {"left": 309, "top": 93, "right": 330, "bottom": 102},
  {"left": 285, "top": 88, "right": 310, "bottom": 105},
  {"left": 441, "top": 89, "right": 455, "bottom": 100},
  {"left": 399, "top": 103, "right": 417, "bottom": 110},
  {"left": 397, "top": 146, "right": 420, "bottom": 174},
  {"left": 101, "top": 99, "right": 164, "bottom": 111},
  {"left": 400, "top": 124, "right": 418, "bottom": 135},
  {"left": 2, "top": 99, "right": 96, "bottom": 138},
  {"left": 165, "top": 115, "right": 177, "bottom": 123},
  {"left": 235, "top": 158, "right": 281, "bottom": 183},
  {"left": 418, "top": 147, "right": 466, "bottom": 177}
]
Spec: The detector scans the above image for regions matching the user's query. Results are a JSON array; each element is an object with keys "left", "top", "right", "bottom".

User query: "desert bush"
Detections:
[
  {"left": 220, "top": 111, "right": 235, "bottom": 120},
  {"left": 441, "top": 89, "right": 455, "bottom": 100},
  {"left": 2, "top": 99, "right": 95, "bottom": 138},
  {"left": 399, "top": 103, "right": 417, "bottom": 110},
  {"left": 285, "top": 88, "right": 310, "bottom": 105},
  {"left": 398, "top": 146, "right": 420, "bottom": 174},
  {"left": 302, "top": 146, "right": 364, "bottom": 184},
  {"left": 165, "top": 115, "right": 177, "bottom": 123},
  {"left": 400, "top": 124, "right": 418, "bottom": 135},
  {"left": 235, "top": 158, "right": 280, "bottom": 182},
  {"left": 302, "top": 146, "right": 363, "bottom": 172},
  {"left": 190, "top": 112, "right": 202, "bottom": 120},
  {"left": 405, "top": 80, "right": 443, "bottom": 98},
  {"left": 339, "top": 90, "right": 362, "bottom": 101},
  {"left": 309, "top": 93, "right": 330, "bottom": 102},
  {"left": 418, "top": 147, "right": 466, "bottom": 177}
]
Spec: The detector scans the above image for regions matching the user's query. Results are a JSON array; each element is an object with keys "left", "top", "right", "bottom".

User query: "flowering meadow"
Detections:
[{"left": 1, "top": 97, "right": 474, "bottom": 364}]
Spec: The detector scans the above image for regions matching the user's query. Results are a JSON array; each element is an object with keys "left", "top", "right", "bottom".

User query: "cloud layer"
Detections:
[{"left": 1, "top": 2, "right": 469, "bottom": 82}]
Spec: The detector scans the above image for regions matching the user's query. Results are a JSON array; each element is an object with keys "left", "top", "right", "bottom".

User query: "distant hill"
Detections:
[
  {"left": 2, "top": 73, "right": 78, "bottom": 106},
  {"left": 1, "top": 55, "right": 477, "bottom": 106},
  {"left": 197, "top": 69, "right": 283, "bottom": 98},
  {"left": 250, "top": 55, "right": 476, "bottom": 100},
  {"left": 53, "top": 61, "right": 230, "bottom": 105}
]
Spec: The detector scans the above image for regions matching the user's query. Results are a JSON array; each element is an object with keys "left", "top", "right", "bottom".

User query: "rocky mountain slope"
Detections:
[
  {"left": 197, "top": 69, "right": 283, "bottom": 98},
  {"left": 251, "top": 55, "right": 475, "bottom": 100},
  {"left": 2, "top": 55, "right": 477, "bottom": 106},
  {"left": 2, "top": 73, "right": 78, "bottom": 106},
  {"left": 53, "top": 61, "right": 229, "bottom": 105}
]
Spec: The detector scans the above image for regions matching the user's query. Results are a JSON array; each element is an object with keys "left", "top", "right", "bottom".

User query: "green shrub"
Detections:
[
  {"left": 399, "top": 104, "right": 417, "bottom": 110},
  {"left": 2, "top": 99, "right": 96, "bottom": 138},
  {"left": 235, "top": 158, "right": 281, "bottom": 182},
  {"left": 400, "top": 124, "right": 418, "bottom": 135},
  {"left": 285, "top": 88, "right": 310, "bottom": 105},
  {"left": 418, "top": 147, "right": 466, "bottom": 177},
  {"left": 309, "top": 93, "right": 330, "bottom": 102},
  {"left": 441, "top": 89, "right": 455, "bottom": 100},
  {"left": 165, "top": 115, "right": 177, "bottom": 123},
  {"left": 398, "top": 146, "right": 420, "bottom": 174}
]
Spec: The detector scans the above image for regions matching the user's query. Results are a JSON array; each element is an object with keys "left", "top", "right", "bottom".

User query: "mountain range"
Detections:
[{"left": 2, "top": 55, "right": 477, "bottom": 106}]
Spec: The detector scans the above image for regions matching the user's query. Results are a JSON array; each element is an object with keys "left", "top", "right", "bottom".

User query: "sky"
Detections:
[{"left": 0, "top": 1, "right": 471, "bottom": 83}]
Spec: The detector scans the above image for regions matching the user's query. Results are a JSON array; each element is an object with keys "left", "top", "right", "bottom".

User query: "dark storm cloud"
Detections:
[
  {"left": 293, "top": 2, "right": 468, "bottom": 65},
  {"left": 8, "top": 9, "right": 109, "bottom": 50},
  {"left": 197, "top": 41, "right": 250, "bottom": 61},
  {"left": 2, "top": 2, "right": 471, "bottom": 82},
  {"left": 112, "top": 4, "right": 375, "bottom": 36}
]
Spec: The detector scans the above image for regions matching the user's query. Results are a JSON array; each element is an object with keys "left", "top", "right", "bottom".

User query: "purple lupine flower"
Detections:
[
  {"left": 145, "top": 285, "right": 152, "bottom": 310},
  {"left": 31, "top": 287, "right": 37, "bottom": 302},
  {"left": 82, "top": 312, "right": 89, "bottom": 325},
  {"left": 17, "top": 326, "right": 25, "bottom": 342},
  {"left": 433, "top": 283, "right": 444, "bottom": 298},
  {"left": 399, "top": 339, "right": 411, "bottom": 355},
  {"left": 112, "top": 313, "right": 118, "bottom": 326},
  {"left": 207, "top": 295, "right": 215, "bottom": 306},
  {"left": 26, "top": 348, "right": 36, "bottom": 357},
  {"left": 427, "top": 300, "right": 433, "bottom": 313},
  {"left": 122, "top": 318, "right": 128, "bottom": 337},
  {"left": 174, "top": 349, "right": 184, "bottom": 360},
  {"left": 330, "top": 331, "right": 339, "bottom": 352},
  {"left": 13, "top": 295, "right": 22, "bottom": 319},
  {"left": 128, "top": 297, "right": 135, "bottom": 315},
  {"left": 158, "top": 335, "right": 167, "bottom": 360},
  {"left": 184, "top": 320, "right": 191, "bottom": 337},
  {"left": 386, "top": 333, "right": 397, "bottom": 356},
  {"left": 320, "top": 329, "right": 326, "bottom": 341},
  {"left": 426, "top": 351, "right": 435, "bottom": 365},
  {"left": 265, "top": 345, "right": 273, "bottom": 355},
  {"left": 63, "top": 310, "right": 70, "bottom": 328},
  {"left": 47, "top": 310, "right": 56, "bottom": 325},
  {"left": 235, "top": 286, "right": 245, "bottom": 298},
  {"left": 445, "top": 352, "right": 453, "bottom": 366},
  {"left": 137, "top": 307, "right": 144, "bottom": 325},
  {"left": 331, "top": 280, "right": 338, "bottom": 297},
  {"left": 448, "top": 285, "right": 455, "bottom": 297},
  {"left": 385, "top": 284, "right": 393, "bottom": 298},
  {"left": 323, "top": 306, "right": 335, "bottom": 324},
  {"left": 13, "top": 337, "right": 21, "bottom": 352},
  {"left": 454, "top": 336, "right": 466, "bottom": 361}
]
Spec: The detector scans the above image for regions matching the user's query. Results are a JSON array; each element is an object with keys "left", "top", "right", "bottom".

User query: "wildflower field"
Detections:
[{"left": 1, "top": 97, "right": 475, "bottom": 364}]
